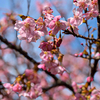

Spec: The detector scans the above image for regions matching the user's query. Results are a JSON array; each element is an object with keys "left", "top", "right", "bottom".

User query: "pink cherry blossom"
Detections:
[
  {"left": 72, "top": 81, "right": 78, "bottom": 93},
  {"left": 0, "top": 17, "right": 8, "bottom": 33},
  {"left": 84, "top": 6, "right": 99, "bottom": 20},
  {"left": 72, "top": 8, "right": 83, "bottom": 26},
  {"left": 91, "top": 0, "right": 98, "bottom": 10},
  {"left": 49, "top": 15, "right": 67, "bottom": 35},
  {"left": 3, "top": 83, "right": 12, "bottom": 89},
  {"left": 12, "top": 83, "right": 22, "bottom": 92},
  {"left": 50, "top": 65, "right": 65, "bottom": 75},
  {"left": 40, "top": 51, "right": 53, "bottom": 62},
  {"left": 25, "top": 69, "right": 40, "bottom": 84},
  {"left": 19, "top": 84, "right": 42, "bottom": 99},
  {"left": 90, "top": 90, "right": 100, "bottom": 100},
  {"left": 43, "top": 6, "right": 53, "bottom": 15},
  {"left": 14, "top": 17, "right": 44, "bottom": 42},
  {"left": 75, "top": 93, "right": 86, "bottom": 100},
  {"left": 67, "top": 18, "right": 79, "bottom": 34},
  {"left": 39, "top": 59, "right": 65, "bottom": 75},
  {"left": 73, "top": 0, "right": 91, "bottom": 10},
  {"left": 43, "top": 7, "right": 54, "bottom": 27},
  {"left": 36, "top": 1, "right": 51, "bottom": 13}
]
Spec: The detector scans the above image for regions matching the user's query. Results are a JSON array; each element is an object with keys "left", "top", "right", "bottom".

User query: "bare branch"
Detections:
[
  {"left": 43, "top": 81, "right": 75, "bottom": 94},
  {"left": 63, "top": 29, "right": 100, "bottom": 42},
  {"left": 91, "top": 0, "right": 100, "bottom": 78}
]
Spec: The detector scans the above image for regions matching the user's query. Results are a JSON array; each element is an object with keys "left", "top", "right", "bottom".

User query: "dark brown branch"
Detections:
[
  {"left": 63, "top": 29, "right": 100, "bottom": 42},
  {"left": 91, "top": 0, "right": 100, "bottom": 78},
  {"left": 43, "top": 81, "right": 75, "bottom": 94},
  {"left": 0, "top": 35, "right": 58, "bottom": 80},
  {"left": 27, "top": 0, "right": 31, "bottom": 16},
  {"left": 44, "top": 70, "right": 58, "bottom": 82},
  {"left": 0, "top": 35, "right": 38, "bottom": 64}
]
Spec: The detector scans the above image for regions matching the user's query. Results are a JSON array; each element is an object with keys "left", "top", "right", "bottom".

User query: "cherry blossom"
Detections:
[
  {"left": 14, "top": 17, "right": 44, "bottom": 42},
  {"left": 49, "top": 15, "right": 67, "bottom": 35}
]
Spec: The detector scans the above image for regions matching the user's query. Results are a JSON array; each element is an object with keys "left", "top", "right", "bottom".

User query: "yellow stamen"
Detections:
[
  {"left": 25, "top": 23, "right": 30, "bottom": 28},
  {"left": 55, "top": 21, "right": 60, "bottom": 27}
]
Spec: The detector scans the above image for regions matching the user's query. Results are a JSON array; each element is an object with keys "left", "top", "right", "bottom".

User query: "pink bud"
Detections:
[
  {"left": 74, "top": 53, "right": 78, "bottom": 57},
  {"left": 87, "top": 77, "right": 93, "bottom": 82},
  {"left": 79, "top": 52, "right": 83, "bottom": 57},
  {"left": 73, "top": 0, "right": 77, "bottom": 2},
  {"left": 81, "top": 43, "right": 83, "bottom": 45}
]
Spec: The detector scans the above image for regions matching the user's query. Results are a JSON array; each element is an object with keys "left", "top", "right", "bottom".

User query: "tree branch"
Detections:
[
  {"left": 63, "top": 29, "right": 100, "bottom": 42},
  {"left": 0, "top": 35, "right": 38, "bottom": 64},
  {"left": 91, "top": 0, "right": 100, "bottom": 78},
  {"left": 0, "top": 35, "right": 75, "bottom": 93},
  {"left": 43, "top": 81, "right": 75, "bottom": 94},
  {"left": 69, "top": 53, "right": 100, "bottom": 60}
]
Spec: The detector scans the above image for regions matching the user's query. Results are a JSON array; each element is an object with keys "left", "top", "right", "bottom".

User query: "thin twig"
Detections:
[
  {"left": 91, "top": 0, "right": 100, "bottom": 78},
  {"left": 27, "top": 0, "right": 31, "bottom": 16},
  {"left": 43, "top": 81, "right": 75, "bottom": 94},
  {"left": 63, "top": 29, "right": 100, "bottom": 42},
  {"left": 69, "top": 53, "right": 100, "bottom": 60}
]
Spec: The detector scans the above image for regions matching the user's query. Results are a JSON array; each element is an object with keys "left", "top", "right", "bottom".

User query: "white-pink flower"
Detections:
[
  {"left": 73, "top": 0, "right": 91, "bottom": 10},
  {"left": 14, "top": 17, "right": 44, "bottom": 42},
  {"left": 40, "top": 51, "right": 53, "bottom": 62},
  {"left": 49, "top": 15, "right": 67, "bottom": 35},
  {"left": 72, "top": 8, "right": 83, "bottom": 26},
  {"left": 84, "top": 5, "right": 99, "bottom": 20},
  {"left": 19, "top": 84, "right": 42, "bottom": 99}
]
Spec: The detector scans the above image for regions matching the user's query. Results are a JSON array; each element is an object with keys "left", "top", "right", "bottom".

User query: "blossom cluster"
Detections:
[
  {"left": 3, "top": 69, "right": 42, "bottom": 99},
  {"left": 1, "top": 0, "right": 99, "bottom": 99}
]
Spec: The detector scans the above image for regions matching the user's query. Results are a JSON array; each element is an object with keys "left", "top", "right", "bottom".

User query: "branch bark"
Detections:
[
  {"left": 63, "top": 29, "right": 100, "bottom": 42},
  {"left": 43, "top": 81, "right": 75, "bottom": 94},
  {"left": 91, "top": 0, "right": 100, "bottom": 78}
]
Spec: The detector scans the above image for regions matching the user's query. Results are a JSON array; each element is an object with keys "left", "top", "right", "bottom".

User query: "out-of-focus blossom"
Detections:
[
  {"left": 87, "top": 76, "right": 93, "bottom": 82},
  {"left": 75, "top": 93, "right": 86, "bottom": 100},
  {"left": 19, "top": 84, "right": 42, "bottom": 99},
  {"left": 36, "top": 1, "right": 51, "bottom": 13},
  {"left": 40, "top": 51, "right": 53, "bottom": 62},
  {"left": 84, "top": 6, "right": 99, "bottom": 20},
  {"left": 90, "top": 89, "right": 100, "bottom": 100},
  {"left": 0, "top": 17, "right": 8, "bottom": 33},
  {"left": 12, "top": 83, "right": 22, "bottom": 92},
  {"left": 25, "top": 69, "right": 40, "bottom": 83},
  {"left": 73, "top": 0, "right": 91, "bottom": 10}
]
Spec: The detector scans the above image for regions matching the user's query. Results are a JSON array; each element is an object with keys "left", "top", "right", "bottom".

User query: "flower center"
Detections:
[
  {"left": 25, "top": 23, "right": 30, "bottom": 29},
  {"left": 55, "top": 21, "right": 60, "bottom": 27}
]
